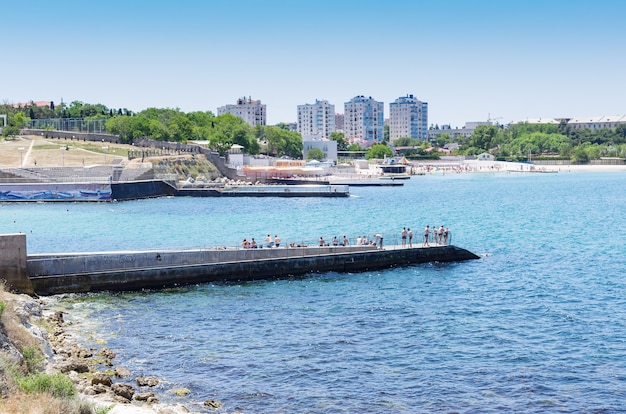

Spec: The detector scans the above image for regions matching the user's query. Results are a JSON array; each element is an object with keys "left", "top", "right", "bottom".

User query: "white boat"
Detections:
[{"left": 375, "top": 157, "right": 411, "bottom": 179}]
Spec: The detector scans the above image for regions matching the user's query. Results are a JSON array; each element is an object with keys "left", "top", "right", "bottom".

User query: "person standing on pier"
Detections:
[
  {"left": 375, "top": 234, "right": 383, "bottom": 249},
  {"left": 423, "top": 225, "right": 430, "bottom": 247},
  {"left": 407, "top": 228, "right": 413, "bottom": 247},
  {"left": 274, "top": 235, "right": 281, "bottom": 247},
  {"left": 401, "top": 227, "right": 407, "bottom": 247}
]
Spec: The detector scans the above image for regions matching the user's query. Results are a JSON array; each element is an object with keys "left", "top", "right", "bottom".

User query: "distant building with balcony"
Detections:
[
  {"left": 389, "top": 94, "right": 428, "bottom": 141},
  {"left": 297, "top": 99, "right": 335, "bottom": 140},
  {"left": 344, "top": 96, "right": 384, "bottom": 145},
  {"left": 217, "top": 96, "right": 266, "bottom": 127}
]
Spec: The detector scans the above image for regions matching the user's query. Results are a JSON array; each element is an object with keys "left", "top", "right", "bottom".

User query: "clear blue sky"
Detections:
[{"left": 3, "top": 0, "right": 625, "bottom": 128}]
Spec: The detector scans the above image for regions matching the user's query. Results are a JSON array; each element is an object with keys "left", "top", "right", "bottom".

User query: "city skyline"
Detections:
[{"left": 2, "top": 0, "right": 625, "bottom": 129}]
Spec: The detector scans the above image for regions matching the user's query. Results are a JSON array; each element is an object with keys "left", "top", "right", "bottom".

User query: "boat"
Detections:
[{"left": 375, "top": 157, "right": 411, "bottom": 179}]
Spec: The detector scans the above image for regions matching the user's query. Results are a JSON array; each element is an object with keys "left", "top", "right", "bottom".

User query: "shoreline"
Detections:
[
  {"left": 324, "top": 162, "right": 625, "bottom": 182},
  {"left": 30, "top": 293, "right": 212, "bottom": 414}
]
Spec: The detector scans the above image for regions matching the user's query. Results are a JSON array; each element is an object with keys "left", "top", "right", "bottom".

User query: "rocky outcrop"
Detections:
[
  {"left": 137, "top": 375, "right": 159, "bottom": 387},
  {"left": 0, "top": 291, "right": 225, "bottom": 413}
]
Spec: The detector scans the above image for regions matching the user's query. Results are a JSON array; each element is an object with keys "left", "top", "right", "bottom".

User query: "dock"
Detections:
[{"left": 1, "top": 234, "right": 480, "bottom": 296}]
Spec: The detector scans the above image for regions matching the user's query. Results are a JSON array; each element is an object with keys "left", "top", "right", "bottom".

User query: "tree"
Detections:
[
  {"left": 306, "top": 148, "right": 325, "bottom": 161},
  {"left": 571, "top": 147, "right": 589, "bottom": 163},
  {"left": 470, "top": 125, "right": 498, "bottom": 151},
  {"left": 329, "top": 131, "right": 348, "bottom": 151},
  {"left": 261, "top": 126, "right": 303, "bottom": 158},
  {"left": 14, "top": 112, "right": 28, "bottom": 128},
  {"left": 2, "top": 125, "right": 20, "bottom": 137},
  {"left": 435, "top": 133, "right": 451, "bottom": 148},
  {"left": 383, "top": 124, "right": 390, "bottom": 142},
  {"left": 366, "top": 143, "right": 393, "bottom": 159},
  {"left": 209, "top": 114, "right": 259, "bottom": 155}
]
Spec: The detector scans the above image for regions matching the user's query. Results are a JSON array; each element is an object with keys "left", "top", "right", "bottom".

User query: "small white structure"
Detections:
[
  {"left": 477, "top": 152, "right": 495, "bottom": 161},
  {"left": 227, "top": 144, "right": 245, "bottom": 169},
  {"left": 303, "top": 139, "right": 338, "bottom": 163}
]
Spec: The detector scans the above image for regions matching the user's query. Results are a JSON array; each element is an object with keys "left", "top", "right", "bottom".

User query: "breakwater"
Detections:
[
  {"left": 1, "top": 234, "right": 479, "bottom": 296},
  {"left": 0, "top": 180, "right": 349, "bottom": 201}
]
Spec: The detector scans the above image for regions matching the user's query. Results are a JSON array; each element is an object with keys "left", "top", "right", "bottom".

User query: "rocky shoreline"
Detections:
[{"left": 6, "top": 292, "right": 227, "bottom": 414}]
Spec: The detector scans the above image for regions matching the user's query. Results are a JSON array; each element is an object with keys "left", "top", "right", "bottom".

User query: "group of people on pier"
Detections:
[
  {"left": 421, "top": 225, "right": 449, "bottom": 247},
  {"left": 240, "top": 227, "right": 449, "bottom": 251},
  {"left": 400, "top": 225, "right": 450, "bottom": 247},
  {"left": 242, "top": 234, "right": 282, "bottom": 249}
]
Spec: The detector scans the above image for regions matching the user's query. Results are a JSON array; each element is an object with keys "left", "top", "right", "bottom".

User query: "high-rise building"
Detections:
[
  {"left": 297, "top": 99, "right": 335, "bottom": 140},
  {"left": 334, "top": 113, "right": 344, "bottom": 131},
  {"left": 344, "top": 96, "right": 384, "bottom": 144},
  {"left": 389, "top": 94, "right": 428, "bottom": 142},
  {"left": 217, "top": 96, "right": 266, "bottom": 127}
]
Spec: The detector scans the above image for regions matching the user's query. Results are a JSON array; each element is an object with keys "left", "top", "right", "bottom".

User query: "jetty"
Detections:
[
  {"left": 1, "top": 234, "right": 480, "bottom": 296},
  {"left": 0, "top": 180, "right": 350, "bottom": 201}
]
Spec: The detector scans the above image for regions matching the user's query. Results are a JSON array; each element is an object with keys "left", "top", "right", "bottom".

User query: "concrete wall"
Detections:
[
  {"left": 27, "top": 245, "right": 379, "bottom": 276},
  {"left": 111, "top": 180, "right": 177, "bottom": 200},
  {"left": 27, "top": 245, "right": 479, "bottom": 295},
  {"left": 0, "top": 234, "right": 33, "bottom": 294}
]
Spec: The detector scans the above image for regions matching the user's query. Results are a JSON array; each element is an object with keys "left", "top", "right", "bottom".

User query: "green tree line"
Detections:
[
  {"left": 432, "top": 122, "right": 626, "bottom": 162},
  {"left": 1, "top": 101, "right": 304, "bottom": 158}
]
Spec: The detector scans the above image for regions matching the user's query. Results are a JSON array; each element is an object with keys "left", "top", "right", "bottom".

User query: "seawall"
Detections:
[{"left": 25, "top": 244, "right": 479, "bottom": 295}]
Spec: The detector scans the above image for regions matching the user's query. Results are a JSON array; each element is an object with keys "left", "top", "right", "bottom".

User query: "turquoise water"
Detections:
[{"left": 2, "top": 172, "right": 626, "bottom": 413}]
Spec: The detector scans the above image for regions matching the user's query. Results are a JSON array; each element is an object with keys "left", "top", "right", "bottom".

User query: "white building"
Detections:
[
  {"left": 428, "top": 121, "right": 491, "bottom": 140},
  {"left": 303, "top": 139, "right": 338, "bottom": 163},
  {"left": 389, "top": 94, "right": 428, "bottom": 141},
  {"left": 514, "top": 115, "right": 626, "bottom": 130},
  {"left": 566, "top": 115, "right": 626, "bottom": 130},
  {"left": 217, "top": 96, "right": 266, "bottom": 127},
  {"left": 297, "top": 99, "right": 336, "bottom": 140},
  {"left": 344, "top": 95, "right": 384, "bottom": 145}
]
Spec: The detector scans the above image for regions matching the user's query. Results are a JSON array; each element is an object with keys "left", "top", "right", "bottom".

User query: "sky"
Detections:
[{"left": 2, "top": 0, "right": 625, "bottom": 128}]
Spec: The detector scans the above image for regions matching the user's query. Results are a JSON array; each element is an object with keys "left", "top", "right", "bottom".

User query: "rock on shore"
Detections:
[{"left": 1, "top": 291, "right": 223, "bottom": 414}]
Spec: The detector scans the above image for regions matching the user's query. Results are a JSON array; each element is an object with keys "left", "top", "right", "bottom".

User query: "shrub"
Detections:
[
  {"left": 16, "top": 372, "right": 76, "bottom": 398},
  {"left": 0, "top": 301, "right": 6, "bottom": 318},
  {"left": 22, "top": 346, "right": 45, "bottom": 374}
]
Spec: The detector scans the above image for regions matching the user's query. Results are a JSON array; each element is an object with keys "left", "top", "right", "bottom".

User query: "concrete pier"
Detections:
[
  {"left": 25, "top": 244, "right": 480, "bottom": 296},
  {"left": 0, "top": 234, "right": 34, "bottom": 294}
]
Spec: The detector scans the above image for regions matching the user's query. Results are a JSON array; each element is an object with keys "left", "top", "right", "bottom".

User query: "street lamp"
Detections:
[
  {"left": 18, "top": 147, "right": 24, "bottom": 167},
  {"left": 102, "top": 145, "right": 108, "bottom": 164},
  {"left": 60, "top": 147, "right": 66, "bottom": 166}
]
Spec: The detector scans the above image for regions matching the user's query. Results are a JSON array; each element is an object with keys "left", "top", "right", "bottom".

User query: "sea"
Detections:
[{"left": 1, "top": 171, "right": 625, "bottom": 413}]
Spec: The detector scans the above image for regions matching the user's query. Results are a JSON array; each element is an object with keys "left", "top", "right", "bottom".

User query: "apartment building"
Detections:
[
  {"left": 217, "top": 96, "right": 266, "bottom": 127},
  {"left": 297, "top": 99, "right": 336, "bottom": 140},
  {"left": 344, "top": 95, "right": 384, "bottom": 145},
  {"left": 389, "top": 94, "right": 428, "bottom": 141},
  {"left": 334, "top": 113, "right": 344, "bottom": 131}
]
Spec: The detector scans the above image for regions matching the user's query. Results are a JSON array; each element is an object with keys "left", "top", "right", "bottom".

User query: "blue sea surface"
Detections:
[{"left": 2, "top": 171, "right": 626, "bottom": 413}]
